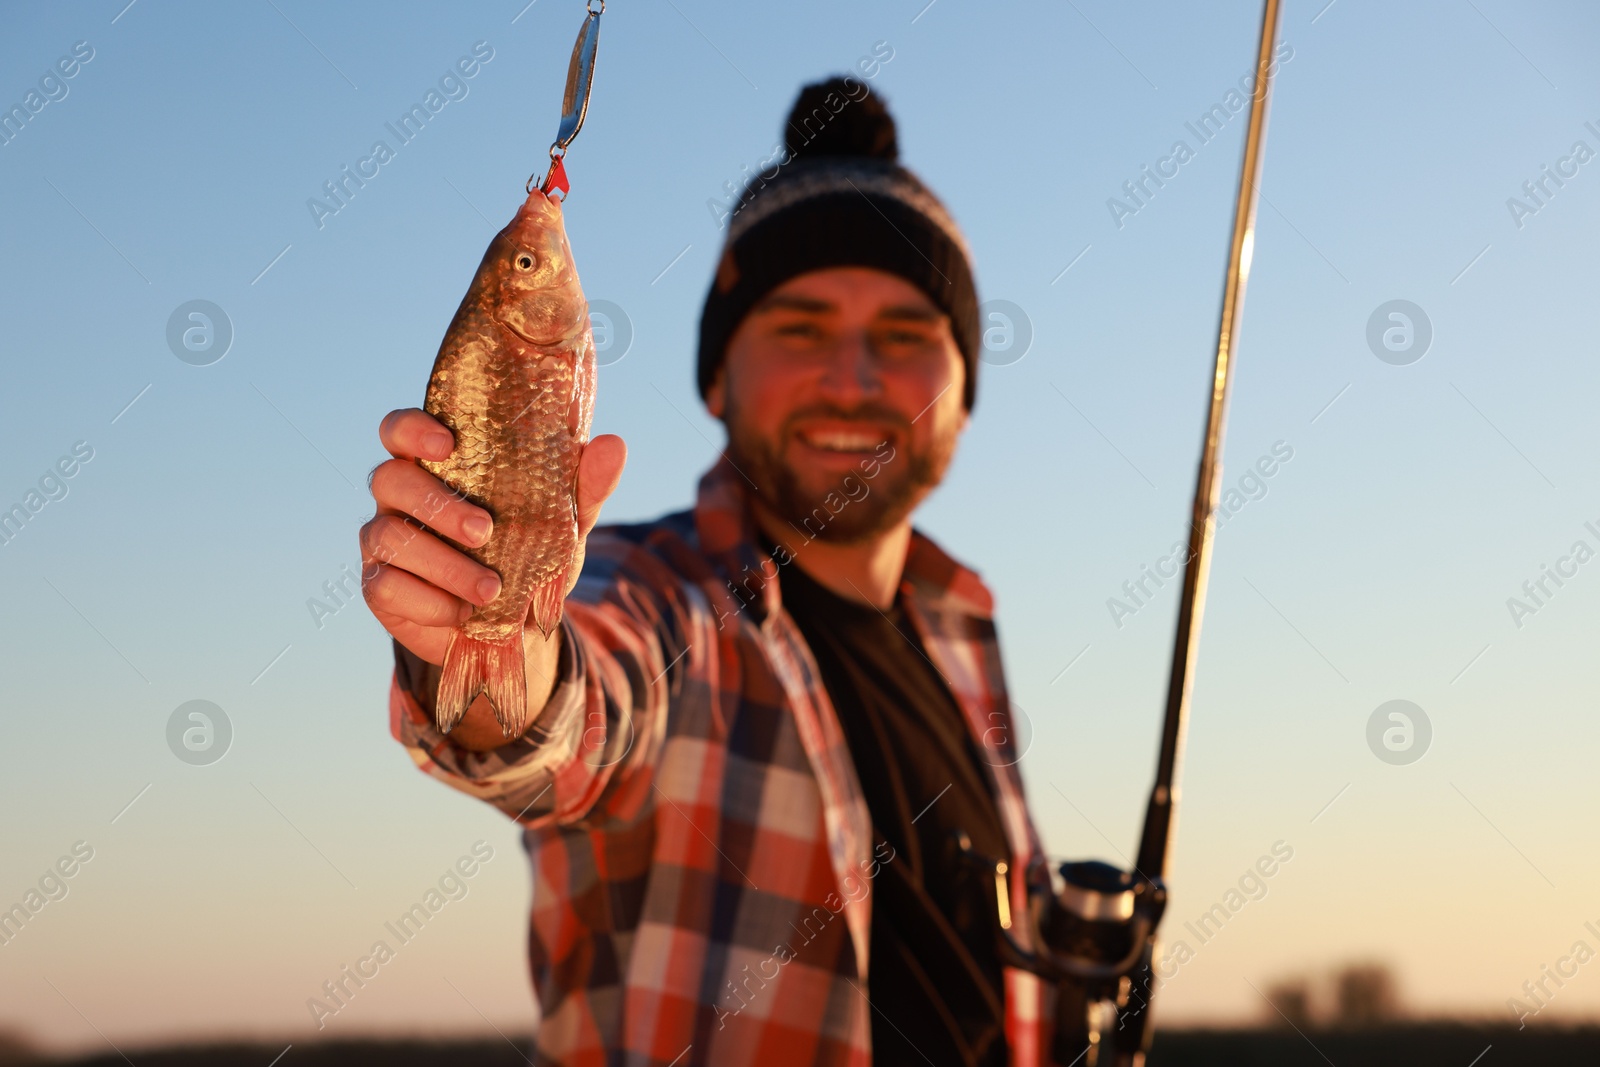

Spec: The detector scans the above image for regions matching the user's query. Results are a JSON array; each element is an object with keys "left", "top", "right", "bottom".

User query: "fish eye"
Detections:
[{"left": 514, "top": 253, "right": 536, "bottom": 272}]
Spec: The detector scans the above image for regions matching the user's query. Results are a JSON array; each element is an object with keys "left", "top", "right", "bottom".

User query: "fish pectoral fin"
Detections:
[
  {"left": 437, "top": 630, "right": 529, "bottom": 738},
  {"left": 528, "top": 570, "right": 569, "bottom": 643}
]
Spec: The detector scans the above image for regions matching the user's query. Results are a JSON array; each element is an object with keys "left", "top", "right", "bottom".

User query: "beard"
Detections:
[{"left": 723, "top": 399, "right": 959, "bottom": 545}]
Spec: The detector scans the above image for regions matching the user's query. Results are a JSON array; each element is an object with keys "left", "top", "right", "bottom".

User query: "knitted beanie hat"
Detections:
[{"left": 696, "top": 76, "right": 981, "bottom": 410}]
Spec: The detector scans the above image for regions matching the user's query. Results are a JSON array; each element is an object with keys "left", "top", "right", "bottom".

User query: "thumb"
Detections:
[{"left": 576, "top": 434, "right": 626, "bottom": 538}]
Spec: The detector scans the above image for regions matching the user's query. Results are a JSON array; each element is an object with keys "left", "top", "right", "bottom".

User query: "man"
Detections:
[{"left": 361, "top": 78, "right": 1055, "bottom": 1066}]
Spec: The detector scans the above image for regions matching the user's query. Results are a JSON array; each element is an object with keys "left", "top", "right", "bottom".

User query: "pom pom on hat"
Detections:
[{"left": 783, "top": 77, "right": 899, "bottom": 163}]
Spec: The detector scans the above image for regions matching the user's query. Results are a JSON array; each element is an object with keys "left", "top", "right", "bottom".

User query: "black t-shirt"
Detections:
[{"left": 777, "top": 558, "right": 1011, "bottom": 1067}]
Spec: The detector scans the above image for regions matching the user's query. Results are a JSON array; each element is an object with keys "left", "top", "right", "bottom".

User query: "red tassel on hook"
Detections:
[{"left": 542, "top": 155, "right": 570, "bottom": 201}]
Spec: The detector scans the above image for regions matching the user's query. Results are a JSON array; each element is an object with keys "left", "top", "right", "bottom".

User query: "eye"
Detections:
[
  {"left": 514, "top": 253, "right": 536, "bottom": 272},
  {"left": 776, "top": 321, "right": 823, "bottom": 339}
]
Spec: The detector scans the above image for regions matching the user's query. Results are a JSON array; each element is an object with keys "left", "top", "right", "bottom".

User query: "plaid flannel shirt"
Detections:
[{"left": 391, "top": 458, "right": 1056, "bottom": 1065}]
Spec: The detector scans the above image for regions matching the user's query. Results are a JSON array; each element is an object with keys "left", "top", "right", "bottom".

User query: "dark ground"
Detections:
[
  {"left": 1152, "top": 1023, "right": 1587, "bottom": 1064},
  {"left": 5, "top": 1025, "right": 1593, "bottom": 1066}
]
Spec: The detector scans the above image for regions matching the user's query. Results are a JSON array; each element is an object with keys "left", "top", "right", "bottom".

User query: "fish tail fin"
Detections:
[
  {"left": 528, "top": 571, "right": 568, "bottom": 641},
  {"left": 436, "top": 630, "right": 528, "bottom": 738}
]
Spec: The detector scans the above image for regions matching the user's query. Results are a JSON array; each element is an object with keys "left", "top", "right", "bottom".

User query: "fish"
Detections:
[{"left": 420, "top": 187, "right": 595, "bottom": 737}]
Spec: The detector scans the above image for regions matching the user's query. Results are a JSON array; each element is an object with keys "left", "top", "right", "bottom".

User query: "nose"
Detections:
[{"left": 816, "top": 328, "right": 881, "bottom": 405}]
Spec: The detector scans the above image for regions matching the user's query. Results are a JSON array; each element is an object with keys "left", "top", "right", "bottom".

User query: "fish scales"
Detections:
[{"left": 420, "top": 189, "right": 595, "bottom": 737}]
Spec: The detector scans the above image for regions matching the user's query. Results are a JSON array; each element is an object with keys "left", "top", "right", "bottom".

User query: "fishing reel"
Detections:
[{"left": 958, "top": 838, "right": 1167, "bottom": 1067}]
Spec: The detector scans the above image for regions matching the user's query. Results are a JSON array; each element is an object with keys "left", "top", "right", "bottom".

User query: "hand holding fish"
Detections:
[{"left": 360, "top": 410, "right": 625, "bottom": 748}]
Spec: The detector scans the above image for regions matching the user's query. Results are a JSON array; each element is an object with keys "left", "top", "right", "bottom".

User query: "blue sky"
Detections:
[{"left": 2, "top": 0, "right": 1598, "bottom": 1053}]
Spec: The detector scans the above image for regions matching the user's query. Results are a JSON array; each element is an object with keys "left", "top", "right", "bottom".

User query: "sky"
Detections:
[{"left": 2, "top": 0, "right": 1598, "bottom": 1056}]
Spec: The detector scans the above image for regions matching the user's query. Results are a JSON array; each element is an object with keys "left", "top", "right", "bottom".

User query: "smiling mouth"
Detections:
[{"left": 794, "top": 427, "right": 891, "bottom": 454}]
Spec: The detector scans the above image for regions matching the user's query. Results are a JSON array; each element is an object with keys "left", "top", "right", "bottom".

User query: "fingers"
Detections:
[
  {"left": 379, "top": 408, "right": 454, "bottom": 462},
  {"left": 360, "top": 514, "right": 501, "bottom": 607},
  {"left": 363, "top": 562, "right": 472, "bottom": 630},
  {"left": 576, "top": 434, "right": 627, "bottom": 538},
  {"left": 364, "top": 584, "right": 455, "bottom": 667},
  {"left": 369, "top": 458, "right": 493, "bottom": 548}
]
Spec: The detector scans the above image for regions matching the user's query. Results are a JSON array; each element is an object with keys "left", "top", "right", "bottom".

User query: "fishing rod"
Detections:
[{"left": 959, "top": 1, "right": 1282, "bottom": 1063}]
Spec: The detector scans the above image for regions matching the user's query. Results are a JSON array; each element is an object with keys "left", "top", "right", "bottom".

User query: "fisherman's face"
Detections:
[{"left": 707, "top": 267, "right": 968, "bottom": 544}]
